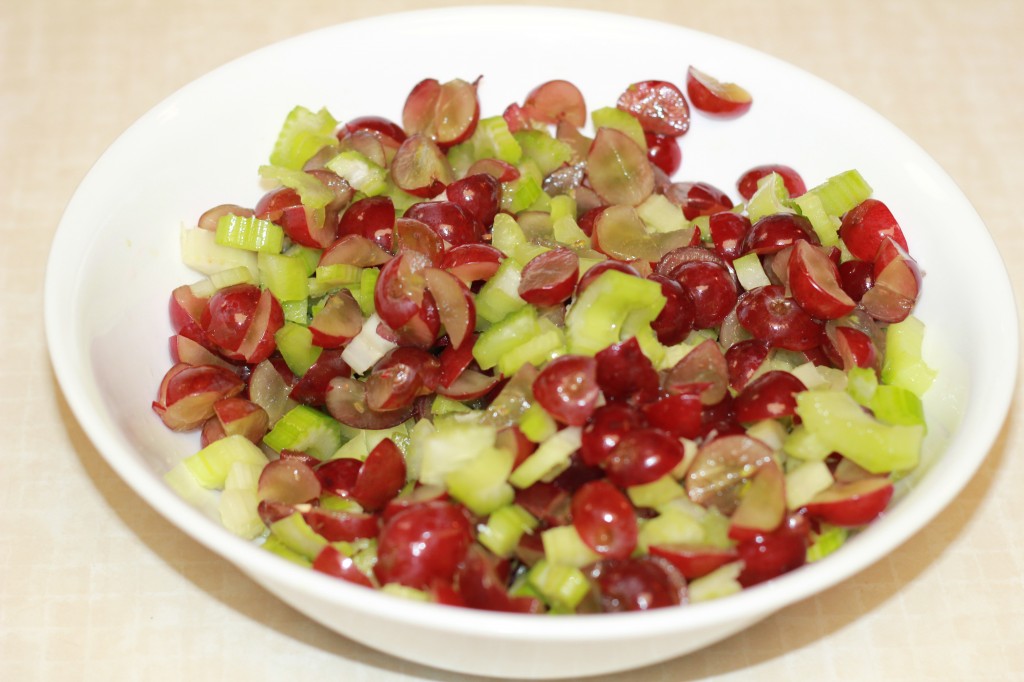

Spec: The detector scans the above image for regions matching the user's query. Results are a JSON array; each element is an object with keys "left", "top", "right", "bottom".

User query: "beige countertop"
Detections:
[{"left": 4, "top": 0, "right": 1023, "bottom": 680}]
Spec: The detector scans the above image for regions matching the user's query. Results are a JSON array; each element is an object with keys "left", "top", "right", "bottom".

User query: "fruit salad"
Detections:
[{"left": 158, "top": 71, "right": 935, "bottom": 614}]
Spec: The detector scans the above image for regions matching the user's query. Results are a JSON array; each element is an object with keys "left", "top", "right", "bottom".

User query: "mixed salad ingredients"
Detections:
[{"left": 159, "top": 69, "right": 935, "bottom": 614}]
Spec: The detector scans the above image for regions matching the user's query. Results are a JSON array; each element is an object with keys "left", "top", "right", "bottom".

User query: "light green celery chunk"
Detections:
[
  {"left": 549, "top": 194, "right": 577, "bottom": 222},
  {"left": 258, "top": 165, "right": 334, "bottom": 209},
  {"left": 418, "top": 421, "right": 498, "bottom": 487},
  {"left": 807, "top": 525, "right": 850, "bottom": 562},
  {"left": 183, "top": 435, "right": 269, "bottom": 490},
  {"left": 259, "top": 252, "right": 309, "bottom": 303},
  {"left": 519, "top": 402, "right": 558, "bottom": 443},
  {"left": 215, "top": 214, "right": 284, "bottom": 254},
  {"left": 309, "top": 263, "right": 363, "bottom": 298},
  {"left": 745, "top": 172, "right": 795, "bottom": 224},
  {"left": 732, "top": 251, "right": 772, "bottom": 291},
  {"left": 270, "top": 512, "right": 327, "bottom": 560},
  {"left": 284, "top": 244, "right": 322, "bottom": 276},
  {"left": 496, "top": 325, "right": 565, "bottom": 377},
  {"left": 275, "top": 322, "right": 321, "bottom": 376},
  {"left": 224, "top": 459, "right": 264, "bottom": 491},
  {"left": 627, "top": 474, "right": 685, "bottom": 509},
  {"left": 881, "top": 316, "right": 936, "bottom": 398},
  {"left": 262, "top": 534, "right": 312, "bottom": 567},
  {"left": 471, "top": 115, "right": 522, "bottom": 163},
  {"left": 782, "top": 423, "right": 834, "bottom": 462},
  {"left": 527, "top": 560, "right": 590, "bottom": 611},
  {"left": 552, "top": 215, "right": 590, "bottom": 248},
  {"left": 637, "top": 505, "right": 703, "bottom": 552},
  {"left": 564, "top": 269, "right": 666, "bottom": 356},
  {"left": 793, "top": 191, "right": 840, "bottom": 246},
  {"left": 270, "top": 105, "right": 338, "bottom": 171},
  {"left": 491, "top": 213, "right": 528, "bottom": 258},
  {"left": 845, "top": 366, "right": 879, "bottom": 405},
  {"left": 784, "top": 460, "right": 835, "bottom": 509},
  {"left": 795, "top": 390, "right": 923, "bottom": 473},
  {"left": 509, "top": 426, "right": 582, "bottom": 489},
  {"left": 637, "top": 193, "right": 688, "bottom": 233},
  {"left": 806, "top": 169, "right": 873, "bottom": 218},
  {"left": 502, "top": 168, "right": 544, "bottom": 214},
  {"left": 698, "top": 507, "right": 735, "bottom": 549},
  {"left": 870, "top": 384, "right": 926, "bottom": 427},
  {"left": 744, "top": 419, "right": 787, "bottom": 452},
  {"left": 542, "top": 525, "right": 601, "bottom": 568},
  {"left": 446, "top": 141, "right": 476, "bottom": 178},
  {"left": 162, "top": 462, "right": 219, "bottom": 517},
  {"left": 280, "top": 299, "right": 308, "bottom": 325},
  {"left": 207, "top": 265, "right": 257, "bottom": 292},
  {"left": 445, "top": 446, "right": 515, "bottom": 516},
  {"left": 791, "top": 361, "right": 829, "bottom": 390},
  {"left": 478, "top": 505, "right": 538, "bottom": 557},
  {"left": 475, "top": 258, "right": 527, "bottom": 325},
  {"left": 473, "top": 304, "right": 539, "bottom": 370},
  {"left": 219, "top": 488, "right": 265, "bottom": 539},
  {"left": 181, "top": 227, "right": 258, "bottom": 279},
  {"left": 591, "top": 106, "right": 646, "bottom": 149},
  {"left": 688, "top": 562, "right": 743, "bottom": 603},
  {"left": 514, "top": 130, "right": 574, "bottom": 175},
  {"left": 325, "top": 150, "right": 388, "bottom": 196},
  {"left": 356, "top": 268, "right": 380, "bottom": 316},
  {"left": 431, "top": 395, "right": 471, "bottom": 416},
  {"left": 263, "top": 405, "right": 344, "bottom": 460},
  {"left": 380, "top": 584, "right": 432, "bottom": 602}
]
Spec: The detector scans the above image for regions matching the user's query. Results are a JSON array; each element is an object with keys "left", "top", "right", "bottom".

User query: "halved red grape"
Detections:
[
  {"left": 644, "top": 132, "right": 682, "bottom": 176},
  {"left": 736, "top": 285, "right": 823, "bottom": 351},
  {"left": 518, "top": 248, "right": 580, "bottom": 307},
  {"left": 337, "top": 195, "right": 396, "bottom": 250},
  {"left": 685, "top": 66, "right": 752, "bottom": 118},
  {"left": 587, "top": 127, "right": 655, "bottom": 206},
  {"left": 787, "top": 240, "right": 856, "bottom": 320},
  {"left": 735, "top": 513, "right": 810, "bottom": 587},
  {"left": 402, "top": 77, "right": 480, "bottom": 149},
  {"left": 737, "top": 164, "right": 806, "bottom": 200},
  {"left": 404, "top": 200, "right": 481, "bottom": 248},
  {"left": 446, "top": 173, "right": 502, "bottom": 227},
  {"left": 839, "top": 198, "right": 909, "bottom": 261},
  {"left": 670, "top": 261, "right": 738, "bottom": 330},
  {"left": 531, "top": 355, "right": 599, "bottom": 427},
  {"left": 685, "top": 434, "right": 774, "bottom": 514},
  {"left": 744, "top": 213, "right": 817, "bottom": 255},
  {"left": 733, "top": 370, "right": 806, "bottom": 423},
  {"left": 579, "top": 403, "right": 646, "bottom": 467},
  {"left": 572, "top": 480, "right": 638, "bottom": 560},
  {"left": 604, "top": 428, "right": 685, "bottom": 488},
  {"left": 647, "top": 274, "right": 695, "bottom": 346},
  {"left": 663, "top": 338, "right": 730, "bottom": 405},
  {"left": 583, "top": 556, "right": 687, "bottom": 612},
  {"left": 351, "top": 438, "right": 407, "bottom": 512},
  {"left": 594, "top": 337, "right": 660, "bottom": 404},
  {"left": 523, "top": 79, "right": 588, "bottom": 127},
  {"left": 373, "top": 500, "right": 472, "bottom": 590},
  {"left": 390, "top": 134, "right": 453, "bottom": 198},
  {"left": 312, "top": 545, "right": 375, "bottom": 588},
  {"left": 665, "top": 181, "right": 733, "bottom": 220},
  {"left": 616, "top": 80, "right": 690, "bottom": 136}
]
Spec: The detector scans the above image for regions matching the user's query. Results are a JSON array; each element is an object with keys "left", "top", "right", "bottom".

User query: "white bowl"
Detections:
[{"left": 45, "top": 6, "right": 1018, "bottom": 679}]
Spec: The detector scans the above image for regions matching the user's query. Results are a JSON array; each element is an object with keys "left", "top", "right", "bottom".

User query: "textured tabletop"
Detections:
[{"left": 3, "top": 1, "right": 1023, "bottom": 680}]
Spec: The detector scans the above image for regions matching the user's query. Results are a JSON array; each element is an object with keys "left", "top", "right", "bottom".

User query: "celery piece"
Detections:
[
  {"left": 431, "top": 395, "right": 471, "bottom": 416},
  {"left": 514, "top": 130, "right": 574, "bottom": 176},
  {"left": 380, "top": 583, "right": 432, "bottom": 602},
  {"left": 258, "top": 165, "right": 334, "bottom": 209},
  {"left": 784, "top": 460, "right": 835, "bottom": 509},
  {"left": 745, "top": 418, "right": 787, "bottom": 452},
  {"left": 745, "top": 172, "right": 795, "bottom": 224},
  {"left": 527, "top": 560, "right": 590, "bottom": 611},
  {"left": 207, "top": 265, "right": 257, "bottom": 292},
  {"left": 782, "top": 423, "right": 834, "bottom": 462},
  {"left": 880, "top": 316, "right": 936, "bottom": 398},
  {"left": 259, "top": 251, "right": 309, "bottom": 303},
  {"left": 446, "top": 140, "right": 476, "bottom": 178},
  {"left": 806, "top": 525, "right": 850, "bottom": 562},
  {"left": 795, "top": 390, "right": 923, "bottom": 473},
  {"left": 382, "top": 179, "right": 423, "bottom": 214},
  {"left": 793, "top": 191, "right": 840, "bottom": 246},
  {"left": 564, "top": 269, "right": 666, "bottom": 356},
  {"left": 478, "top": 505, "right": 538, "bottom": 558},
  {"left": 542, "top": 525, "right": 602, "bottom": 568},
  {"left": 549, "top": 194, "right": 577, "bottom": 222},
  {"left": 270, "top": 105, "right": 338, "bottom": 171},
  {"left": 262, "top": 534, "right": 312, "bottom": 567},
  {"left": 280, "top": 299, "right": 308, "bottom": 326},
  {"left": 309, "top": 263, "right": 362, "bottom": 298},
  {"left": 219, "top": 488, "right": 265, "bottom": 539},
  {"left": 470, "top": 116, "right": 522, "bottom": 164},
  {"left": 275, "top": 322, "right": 321, "bottom": 377},
  {"left": 552, "top": 215, "right": 590, "bottom": 248},
  {"left": 162, "top": 462, "right": 219, "bottom": 517},
  {"left": 269, "top": 512, "right": 328, "bottom": 560},
  {"left": 341, "top": 313, "right": 397, "bottom": 374},
  {"left": 501, "top": 169, "right": 544, "bottom": 214},
  {"left": 636, "top": 506, "right": 703, "bottom": 552},
  {"left": 688, "top": 562, "right": 743, "bottom": 603},
  {"left": 325, "top": 150, "right": 388, "bottom": 196},
  {"left": 474, "top": 257, "right": 527, "bottom": 325},
  {"left": 263, "top": 405, "right": 344, "bottom": 460},
  {"left": 509, "top": 426, "right": 582, "bottom": 489},
  {"left": 846, "top": 366, "right": 879, "bottom": 406},
  {"left": 284, "top": 243, "right": 322, "bottom": 276},
  {"left": 591, "top": 106, "right": 646, "bottom": 149},
  {"left": 473, "top": 304, "right": 540, "bottom": 370},
  {"left": 791, "top": 361, "right": 829, "bottom": 391},
  {"left": 627, "top": 474, "right": 685, "bottom": 509},
  {"left": 418, "top": 421, "right": 498, "bottom": 487},
  {"left": 182, "top": 435, "right": 269, "bottom": 490},
  {"left": 491, "top": 212, "right": 528, "bottom": 259},
  {"left": 215, "top": 214, "right": 284, "bottom": 254},
  {"left": 732, "top": 251, "right": 772, "bottom": 291},
  {"left": 356, "top": 267, "right": 380, "bottom": 317},
  {"left": 806, "top": 169, "right": 873, "bottom": 218},
  {"left": 445, "top": 446, "right": 515, "bottom": 516},
  {"left": 519, "top": 402, "right": 558, "bottom": 443},
  {"left": 636, "top": 193, "right": 688, "bottom": 234},
  {"left": 224, "top": 460, "right": 264, "bottom": 491},
  {"left": 496, "top": 325, "right": 565, "bottom": 377},
  {"left": 869, "top": 384, "right": 926, "bottom": 427},
  {"left": 180, "top": 227, "right": 258, "bottom": 279}
]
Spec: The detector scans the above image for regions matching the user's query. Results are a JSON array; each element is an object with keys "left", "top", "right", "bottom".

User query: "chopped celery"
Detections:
[
  {"left": 688, "top": 562, "right": 743, "bottom": 603},
  {"left": 258, "top": 164, "right": 334, "bottom": 209},
  {"left": 636, "top": 193, "right": 688, "bottom": 233},
  {"left": 519, "top": 402, "right": 558, "bottom": 443},
  {"left": 270, "top": 105, "right": 338, "bottom": 171},
  {"left": 162, "top": 462, "right": 219, "bottom": 517},
  {"left": 564, "top": 269, "right": 666, "bottom": 357},
  {"left": 869, "top": 384, "right": 926, "bottom": 427},
  {"left": 325, "top": 150, "right": 388, "bottom": 196},
  {"left": 473, "top": 304, "right": 539, "bottom": 370},
  {"left": 793, "top": 191, "right": 840, "bottom": 246},
  {"left": 219, "top": 488, "right": 265, "bottom": 539},
  {"left": 341, "top": 313, "right": 398, "bottom": 374},
  {"left": 501, "top": 165, "right": 544, "bottom": 214},
  {"left": 782, "top": 423, "right": 834, "bottom": 462},
  {"left": 881, "top": 316, "right": 936, "bottom": 397},
  {"left": 745, "top": 418, "right": 787, "bottom": 452},
  {"left": 807, "top": 525, "right": 850, "bottom": 562},
  {"left": 269, "top": 512, "right": 327, "bottom": 560},
  {"left": 380, "top": 584, "right": 432, "bottom": 602},
  {"left": 784, "top": 460, "right": 835, "bottom": 509},
  {"left": 514, "top": 130, "right": 574, "bottom": 176},
  {"left": 431, "top": 394, "right": 471, "bottom": 416},
  {"left": 284, "top": 243, "right": 322, "bottom": 276},
  {"left": 527, "top": 560, "right": 590, "bottom": 611},
  {"left": 478, "top": 505, "right": 538, "bottom": 557},
  {"left": 445, "top": 446, "right": 515, "bottom": 516},
  {"left": 626, "top": 474, "right": 685, "bottom": 509},
  {"left": 468, "top": 115, "right": 522, "bottom": 164},
  {"left": 274, "top": 322, "right": 321, "bottom": 376},
  {"left": 262, "top": 534, "right": 312, "bottom": 567},
  {"left": 418, "top": 421, "right": 498, "bottom": 487},
  {"left": 591, "top": 106, "right": 646, "bottom": 149},
  {"left": 180, "top": 227, "right": 258, "bottom": 279},
  {"left": 263, "top": 405, "right": 344, "bottom": 460},
  {"left": 551, "top": 215, "right": 590, "bottom": 247},
  {"left": 732, "top": 251, "right": 772, "bottom": 291},
  {"left": 215, "top": 214, "right": 284, "bottom": 254},
  {"left": 473, "top": 258, "right": 527, "bottom": 325},
  {"left": 549, "top": 194, "right": 577, "bottom": 222},
  {"left": 496, "top": 323, "right": 565, "bottom": 377},
  {"left": 182, "top": 435, "right": 269, "bottom": 490},
  {"left": 508, "top": 426, "right": 582, "bottom": 489},
  {"left": 541, "top": 525, "right": 601, "bottom": 568},
  {"left": 259, "top": 251, "right": 309, "bottom": 303},
  {"left": 745, "top": 172, "right": 795, "bottom": 224},
  {"left": 280, "top": 299, "right": 308, "bottom": 325},
  {"left": 637, "top": 506, "right": 703, "bottom": 552},
  {"left": 846, "top": 366, "right": 879, "bottom": 406},
  {"left": 491, "top": 212, "right": 528, "bottom": 259},
  {"left": 806, "top": 169, "right": 873, "bottom": 218}
]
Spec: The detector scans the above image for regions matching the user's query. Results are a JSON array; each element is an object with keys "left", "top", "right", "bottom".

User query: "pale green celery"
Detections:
[
  {"left": 403, "top": 417, "right": 436, "bottom": 482},
  {"left": 270, "top": 512, "right": 328, "bottom": 560},
  {"left": 274, "top": 322, "right": 322, "bottom": 376},
  {"left": 791, "top": 361, "right": 830, "bottom": 390},
  {"left": 181, "top": 227, "right": 258, "bottom": 279},
  {"left": 806, "top": 169, "right": 873, "bottom": 218},
  {"left": 637, "top": 506, "right": 703, "bottom": 552},
  {"left": 846, "top": 366, "right": 879, "bottom": 406},
  {"left": 325, "top": 150, "right": 388, "bottom": 196},
  {"left": 218, "top": 488, "right": 265, "bottom": 539},
  {"left": 418, "top": 421, "right": 498, "bottom": 487},
  {"left": 224, "top": 459, "right": 264, "bottom": 491},
  {"left": 473, "top": 304, "right": 539, "bottom": 370},
  {"left": 744, "top": 419, "right": 787, "bottom": 451},
  {"left": 732, "top": 251, "right": 772, "bottom": 291},
  {"left": 793, "top": 191, "right": 840, "bottom": 246},
  {"left": 527, "top": 560, "right": 589, "bottom": 611},
  {"left": 471, "top": 115, "right": 522, "bottom": 163},
  {"left": 795, "top": 390, "right": 923, "bottom": 473},
  {"left": 261, "top": 534, "right": 312, "bottom": 567},
  {"left": 501, "top": 167, "right": 544, "bottom": 214},
  {"left": 215, "top": 214, "right": 285, "bottom": 254},
  {"left": 446, "top": 140, "right": 476, "bottom": 178},
  {"left": 284, "top": 244, "right": 322, "bottom": 276},
  {"left": 627, "top": 474, "right": 685, "bottom": 509},
  {"left": 807, "top": 525, "right": 850, "bottom": 562},
  {"left": 188, "top": 266, "right": 256, "bottom": 299},
  {"left": 491, "top": 213, "right": 528, "bottom": 258},
  {"left": 474, "top": 258, "right": 527, "bottom": 325},
  {"left": 698, "top": 507, "right": 734, "bottom": 549},
  {"left": 542, "top": 525, "right": 602, "bottom": 568},
  {"left": 636, "top": 193, "right": 688, "bottom": 233},
  {"left": 162, "top": 462, "right": 219, "bottom": 517},
  {"left": 356, "top": 268, "right": 380, "bottom": 317},
  {"left": 512, "top": 242, "right": 552, "bottom": 269},
  {"left": 782, "top": 423, "right": 834, "bottom": 462},
  {"left": 263, "top": 405, "right": 344, "bottom": 460},
  {"left": 658, "top": 339, "right": 697, "bottom": 372},
  {"left": 280, "top": 299, "right": 308, "bottom": 325},
  {"left": 784, "top": 460, "right": 835, "bottom": 509},
  {"left": 549, "top": 194, "right": 577, "bottom": 222},
  {"left": 514, "top": 130, "right": 574, "bottom": 176},
  {"left": 332, "top": 437, "right": 370, "bottom": 461},
  {"left": 478, "top": 505, "right": 538, "bottom": 557},
  {"left": 431, "top": 395, "right": 471, "bottom": 416},
  {"left": 270, "top": 105, "right": 338, "bottom": 171},
  {"left": 552, "top": 215, "right": 590, "bottom": 248},
  {"left": 341, "top": 313, "right": 398, "bottom": 374},
  {"left": 564, "top": 269, "right": 666, "bottom": 356},
  {"left": 258, "top": 165, "right": 334, "bottom": 209},
  {"left": 881, "top": 316, "right": 936, "bottom": 398},
  {"left": 509, "top": 426, "right": 582, "bottom": 489},
  {"left": 259, "top": 251, "right": 309, "bottom": 303},
  {"left": 690, "top": 215, "right": 711, "bottom": 241},
  {"left": 688, "top": 562, "right": 743, "bottom": 603},
  {"left": 308, "top": 263, "right": 363, "bottom": 298},
  {"left": 319, "top": 493, "right": 364, "bottom": 513},
  {"left": 519, "top": 402, "right": 558, "bottom": 443},
  {"left": 445, "top": 446, "right": 515, "bottom": 516},
  {"left": 182, "top": 434, "right": 269, "bottom": 489},
  {"left": 870, "top": 385, "right": 926, "bottom": 427},
  {"left": 591, "top": 106, "right": 646, "bottom": 149},
  {"left": 380, "top": 584, "right": 432, "bottom": 602},
  {"left": 745, "top": 172, "right": 795, "bottom": 224},
  {"left": 496, "top": 323, "right": 565, "bottom": 377}
]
